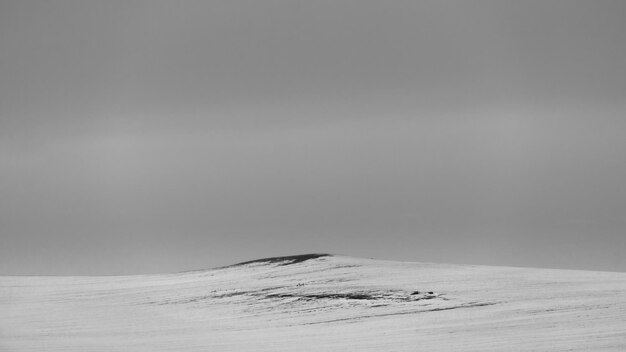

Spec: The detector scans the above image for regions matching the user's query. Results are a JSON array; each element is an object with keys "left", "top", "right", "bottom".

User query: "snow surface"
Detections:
[{"left": 2, "top": 255, "right": 626, "bottom": 351}]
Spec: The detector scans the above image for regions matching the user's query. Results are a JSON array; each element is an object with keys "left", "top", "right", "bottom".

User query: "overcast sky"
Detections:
[{"left": 1, "top": 0, "right": 625, "bottom": 275}]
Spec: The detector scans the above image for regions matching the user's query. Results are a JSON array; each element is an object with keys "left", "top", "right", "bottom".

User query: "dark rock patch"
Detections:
[
  {"left": 230, "top": 254, "right": 332, "bottom": 267},
  {"left": 266, "top": 293, "right": 375, "bottom": 301}
]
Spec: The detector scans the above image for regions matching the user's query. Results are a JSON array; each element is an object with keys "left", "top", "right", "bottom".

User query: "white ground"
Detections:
[{"left": 2, "top": 255, "right": 626, "bottom": 351}]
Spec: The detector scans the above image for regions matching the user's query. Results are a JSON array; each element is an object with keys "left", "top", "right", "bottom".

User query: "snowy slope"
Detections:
[{"left": 2, "top": 254, "right": 626, "bottom": 351}]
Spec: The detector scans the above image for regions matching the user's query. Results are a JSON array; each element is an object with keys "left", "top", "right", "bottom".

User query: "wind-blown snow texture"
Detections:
[{"left": 2, "top": 255, "right": 626, "bottom": 351}]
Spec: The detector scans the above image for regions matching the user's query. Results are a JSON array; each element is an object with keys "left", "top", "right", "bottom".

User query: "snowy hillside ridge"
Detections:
[
  {"left": 2, "top": 255, "right": 626, "bottom": 351},
  {"left": 162, "top": 254, "right": 479, "bottom": 314}
]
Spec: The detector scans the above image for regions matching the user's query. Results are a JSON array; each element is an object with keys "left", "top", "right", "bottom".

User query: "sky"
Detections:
[{"left": 1, "top": 0, "right": 625, "bottom": 275}]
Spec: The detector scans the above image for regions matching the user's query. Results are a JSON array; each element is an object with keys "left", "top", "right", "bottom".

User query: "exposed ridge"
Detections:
[{"left": 229, "top": 253, "right": 332, "bottom": 267}]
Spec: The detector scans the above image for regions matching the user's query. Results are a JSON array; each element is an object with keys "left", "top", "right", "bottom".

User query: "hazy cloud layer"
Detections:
[{"left": 1, "top": 1, "right": 625, "bottom": 274}]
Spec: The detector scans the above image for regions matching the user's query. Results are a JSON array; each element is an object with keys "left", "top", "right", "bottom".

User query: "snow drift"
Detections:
[{"left": 2, "top": 254, "right": 625, "bottom": 351}]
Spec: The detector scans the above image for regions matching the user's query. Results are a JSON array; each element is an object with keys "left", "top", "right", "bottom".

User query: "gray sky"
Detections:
[{"left": 1, "top": 0, "right": 625, "bottom": 275}]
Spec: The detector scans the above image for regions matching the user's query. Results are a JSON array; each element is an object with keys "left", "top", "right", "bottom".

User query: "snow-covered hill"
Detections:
[{"left": 2, "top": 254, "right": 625, "bottom": 351}]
